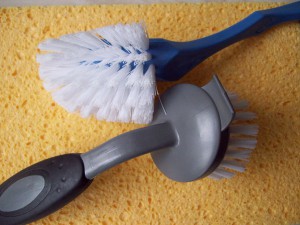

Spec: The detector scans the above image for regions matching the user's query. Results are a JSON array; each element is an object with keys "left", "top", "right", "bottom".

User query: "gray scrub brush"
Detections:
[{"left": 0, "top": 75, "right": 258, "bottom": 224}]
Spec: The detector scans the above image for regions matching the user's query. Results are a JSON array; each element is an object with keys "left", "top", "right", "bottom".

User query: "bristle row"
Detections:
[
  {"left": 208, "top": 92, "right": 258, "bottom": 180},
  {"left": 229, "top": 124, "right": 259, "bottom": 136}
]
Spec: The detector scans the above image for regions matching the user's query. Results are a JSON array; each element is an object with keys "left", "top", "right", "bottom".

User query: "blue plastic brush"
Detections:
[
  {"left": 37, "top": 1, "right": 300, "bottom": 124},
  {"left": 149, "top": 1, "right": 300, "bottom": 81}
]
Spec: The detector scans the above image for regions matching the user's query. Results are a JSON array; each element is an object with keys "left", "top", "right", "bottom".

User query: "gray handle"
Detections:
[
  {"left": 81, "top": 122, "right": 178, "bottom": 179},
  {"left": 0, "top": 154, "right": 92, "bottom": 225}
]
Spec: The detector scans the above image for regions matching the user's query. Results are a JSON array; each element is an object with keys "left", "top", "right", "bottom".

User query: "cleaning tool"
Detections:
[
  {"left": 0, "top": 75, "right": 258, "bottom": 225},
  {"left": 37, "top": 1, "right": 300, "bottom": 124}
]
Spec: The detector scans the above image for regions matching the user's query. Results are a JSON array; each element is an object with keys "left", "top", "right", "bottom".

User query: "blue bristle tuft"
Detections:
[
  {"left": 101, "top": 39, "right": 112, "bottom": 46},
  {"left": 118, "top": 61, "right": 127, "bottom": 70},
  {"left": 143, "top": 62, "right": 151, "bottom": 75},
  {"left": 129, "top": 61, "right": 137, "bottom": 72},
  {"left": 121, "top": 46, "right": 131, "bottom": 54},
  {"left": 136, "top": 49, "right": 142, "bottom": 54}
]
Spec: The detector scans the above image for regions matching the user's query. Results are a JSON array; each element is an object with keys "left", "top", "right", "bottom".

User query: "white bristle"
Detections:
[
  {"left": 226, "top": 92, "right": 238, "bottom": 100},
  {"left": 234, "top": 112, "right": 257, "bottom": 120},
  {"left": 219, "top": 160, "right": 246, "bottom": 173},
  {"left": 208, "top": 168, "right": 234, "bottom": 179},
  {"left": 229, "top": 137, "right": 257, "bottom": 149},
  {"left": 118, "top": 106, "right": 132, "bottom": 123},
  {"left": 61, "top": 30, "right": 103, "bottom": 47},
  {"left": 230, "top": 100, "right": 248, "bottom": 110},
  {"left": 39, "top": 39, "right": 89, "bottom": 53},
  {"left": 225, "top": 149, "right": 252, "bottom": 160},
  {"left": 230, "top": 124, "right": 259, "bottom": 136},
  {"left": 207, "top": 173, "right": 224, "bottom": 180},
  {"left": 209, "top": 91, "right": 258, "bottom": 180},
  {"left": 132, "top": 103, "right": 154, "bottom": 124},
  {"left": 80, "top": 104, "right": 95, "bottom": 118},
  {"left": 37, "top": 23, "right": 155, "bottom": 124}
]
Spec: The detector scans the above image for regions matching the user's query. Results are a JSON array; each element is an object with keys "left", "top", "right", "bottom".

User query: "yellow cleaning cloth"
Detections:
[{"left": 0, "top": 2, "right": 299, "bottom": 225}]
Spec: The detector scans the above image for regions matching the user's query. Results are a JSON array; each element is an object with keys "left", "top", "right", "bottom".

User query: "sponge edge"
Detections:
[
  {"left": 37, "top": 23, "right": 156, "bottom": 124},
  {"left": 1, "top": 2, "right": 300, "bottom": 225}
]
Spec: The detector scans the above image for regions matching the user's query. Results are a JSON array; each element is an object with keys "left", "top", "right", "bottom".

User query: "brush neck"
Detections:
[{"left": 81, "top": 122, "right": 178, "bottom": 179}]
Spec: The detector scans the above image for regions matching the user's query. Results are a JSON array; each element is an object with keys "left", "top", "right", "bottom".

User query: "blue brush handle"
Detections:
[
  {"left": 149, "top": 1, "right": 300, "bottom": 81},
  {"left": 183, "top": 1, "right": 300, "bottom": 57}
]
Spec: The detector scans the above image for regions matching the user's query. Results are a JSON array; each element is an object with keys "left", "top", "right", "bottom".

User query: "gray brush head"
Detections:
[
  {"left": 151, "top": 75, "right": 238, "bottom": 182},
  {"left": 80, "top": 75, "right": 257, "bottom": 182}
]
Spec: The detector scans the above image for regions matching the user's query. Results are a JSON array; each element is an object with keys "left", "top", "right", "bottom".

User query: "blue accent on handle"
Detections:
[{"left": 148, "top": 1, "right": 300, "bottom": 81}]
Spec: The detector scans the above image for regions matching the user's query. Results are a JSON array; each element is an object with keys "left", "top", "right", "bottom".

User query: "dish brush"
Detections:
[
  {"left": 0, "top": 75, "right": 258, "bottom": 225},
  {"left": 37, "top": 1, "right": 300, "bottom": 124}
]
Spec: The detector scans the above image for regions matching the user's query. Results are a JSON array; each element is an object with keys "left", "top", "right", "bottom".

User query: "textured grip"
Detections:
[{"left": 0, "top": 154, "right": 92, "bottom": 225}]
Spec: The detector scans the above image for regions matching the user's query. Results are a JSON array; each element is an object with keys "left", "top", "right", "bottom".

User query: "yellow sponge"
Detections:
[{"left": 0, "top": 2, "right": 299, "bottom": 225}]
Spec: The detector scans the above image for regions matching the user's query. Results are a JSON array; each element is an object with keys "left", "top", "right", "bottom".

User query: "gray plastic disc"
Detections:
[{"left": 151, "top": 84, "right": 221, "bottom": 182}]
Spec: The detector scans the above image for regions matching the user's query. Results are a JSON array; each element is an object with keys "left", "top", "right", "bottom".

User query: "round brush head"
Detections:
[
  {"left": 151, "top": 76, "right": 258, "bottom": 182},
  {"left": 37, "top": 23, "right": 155, "bottom": 124}
]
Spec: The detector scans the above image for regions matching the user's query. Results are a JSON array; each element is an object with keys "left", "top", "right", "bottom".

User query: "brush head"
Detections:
[
  {"left": 207, "top": 92, "right": 258, "bottom": 180},
  {"left": 37, "top": 23, "right": 155, "bottom": 124},
  {"left": 151, "top": 75, "right": 258, "bottom": 182}
]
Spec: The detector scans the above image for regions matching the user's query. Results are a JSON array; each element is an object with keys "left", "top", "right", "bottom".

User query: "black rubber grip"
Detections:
[{"left": 0, "top": 154, "right": 93, "bottom": 225}]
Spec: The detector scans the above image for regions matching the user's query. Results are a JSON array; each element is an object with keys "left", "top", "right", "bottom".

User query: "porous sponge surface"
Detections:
[{"left": 0, "top": 3, "right": 299, "bottom": 225}]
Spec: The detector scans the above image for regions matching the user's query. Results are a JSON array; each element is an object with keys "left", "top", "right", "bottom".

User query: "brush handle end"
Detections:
[{"left": 0, "top": 154, "right": 92, "bottom": 225}]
